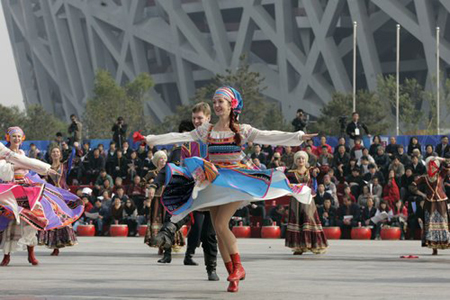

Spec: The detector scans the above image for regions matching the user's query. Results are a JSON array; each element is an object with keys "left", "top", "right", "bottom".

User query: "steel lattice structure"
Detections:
[{"left": 2, "top": 0, "right": 450, "bottom": 122}]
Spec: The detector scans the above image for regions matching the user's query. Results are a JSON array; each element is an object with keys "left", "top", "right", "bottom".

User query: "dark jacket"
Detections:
[{"left": 345, "top": 121, "right": 369, "bottom": 140}]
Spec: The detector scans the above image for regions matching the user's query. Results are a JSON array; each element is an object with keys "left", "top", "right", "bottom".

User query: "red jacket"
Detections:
[{"left": 383, "top": 178, "right": 400, "bottom": 208}]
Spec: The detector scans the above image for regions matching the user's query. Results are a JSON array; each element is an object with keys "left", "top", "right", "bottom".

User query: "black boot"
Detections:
[
  {"left": 205, "top": 254, "right": 219, "bottom": 281},
  {"left": 184, "top": 247, "right": 198, "bottom": 266},
  {"left": 154, "top": 222, "right": 178, "bottom": 250},
  {"left": 157, "top": 248, "right": 172, "bottom": 263},
  {"left": 154, "top": 216, "right": 191, "bottom": 250}
]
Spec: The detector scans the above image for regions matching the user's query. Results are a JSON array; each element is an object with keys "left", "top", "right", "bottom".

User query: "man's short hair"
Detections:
[
  {"left": 192, "top": 102, "right": 211, "bottom": 117},
  {"left": 56, "top": 132, "right": 63, "bottom": 137},
  {"left": 297, "top": 109, "right": 304, "bottom": 114},
  {"left": 178, "top": 120, "right": 195, "bottom": 133},
  {"left": 352, "top": 112, "right": 358, "bottom": 116},
  {"left": 70, "top": 114, "right": 76, "bottom": 118}
]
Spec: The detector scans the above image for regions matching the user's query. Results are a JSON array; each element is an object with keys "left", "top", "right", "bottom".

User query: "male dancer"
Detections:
[{"left": 151, "top": 102, "right": 219, "bottom": 281}]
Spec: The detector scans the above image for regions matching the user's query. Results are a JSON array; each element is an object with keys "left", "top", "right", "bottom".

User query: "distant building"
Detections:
[{"left": 3, "top": 0, "right": 450, "bottom": 122}]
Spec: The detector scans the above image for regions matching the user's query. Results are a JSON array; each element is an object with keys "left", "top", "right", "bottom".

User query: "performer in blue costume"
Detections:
[{"left": 134, "top": 86, "right": 315, "bottom": 292}]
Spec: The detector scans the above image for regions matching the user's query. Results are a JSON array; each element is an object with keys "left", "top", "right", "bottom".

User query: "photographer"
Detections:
[
  {"left": 292, "top": 109, "right": 307, "bottom": 131},
  {"left": 112, "top": 117, "right": 128, "bottom": 149},
  {"left": 345, "top": 112, "right": 370, "bottom": 147},
  {"left": 68, "top": 114, "right": 82, "bottom": 146}
]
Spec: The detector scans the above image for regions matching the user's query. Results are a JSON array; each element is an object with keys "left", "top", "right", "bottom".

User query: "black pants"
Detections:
[{"left": 186, "top": 211, "right": 218, "bottom": 261}]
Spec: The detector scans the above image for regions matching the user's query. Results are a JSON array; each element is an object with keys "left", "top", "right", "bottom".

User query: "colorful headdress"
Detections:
[
  {"left": 5, "top": 126, "right": 25, "bottom": 143},
  {"left": 213, "top": 86, "right": 243, "bottom": 116}
]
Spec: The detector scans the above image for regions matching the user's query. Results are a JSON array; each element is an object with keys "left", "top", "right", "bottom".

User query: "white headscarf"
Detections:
[
  {"left": 293, "top": 150, "right": 309, "bottom": 168},
  {"left": 152, "top": 150, "right": 167, "bottom": 167}
]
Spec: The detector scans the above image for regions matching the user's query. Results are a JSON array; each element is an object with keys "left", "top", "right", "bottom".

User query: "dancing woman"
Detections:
[
  {"left": 37, "top": 146, "right": 78, "bottom": 256},
  {"left": 285, "top": 151, "right": 328, "bottom": 254},
  {"left": 410, "top": 156, "right": 450, "bottom": 255},
  {"left": 134, "top": 86, "right": 315, "bottom": 292},
  {"left": 0, "top": 127, "right": 83, "bottom": 266}
]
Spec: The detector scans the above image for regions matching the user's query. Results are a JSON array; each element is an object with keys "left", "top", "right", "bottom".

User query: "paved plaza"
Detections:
[{"left": 1, "top": 237, "right": 449, "bottom": 300}]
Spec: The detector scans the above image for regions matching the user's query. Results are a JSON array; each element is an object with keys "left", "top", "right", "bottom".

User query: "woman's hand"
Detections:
[
  {"left": 47, "top": 168, "right": 59, "bottom": 176},
  {"left": 301, "top": 133, "right": 318, "bottom": 141}
]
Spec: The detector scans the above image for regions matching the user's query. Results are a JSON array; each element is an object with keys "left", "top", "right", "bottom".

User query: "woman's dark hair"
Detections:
[
  {"left": 229, "top": 110, "right": 242, "bottom": 145},
  {"left": 178, "top": 120, "right": 195, "bottom": 133},
  {"left": 372, "top": 135, "right": 381, "bottom": 143}
]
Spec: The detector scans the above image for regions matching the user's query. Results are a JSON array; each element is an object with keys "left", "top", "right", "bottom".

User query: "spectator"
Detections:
[
  {"left": 345, "top": 112, "right": 369, "bottom": 147},
  {"left": 28, "top": 143, "right": 43, "bottom": 160},
  {"left": 68, "top": 114, "right": 82, "bottom": 145},
  {"left": 231, "top": 206, "right": 250, "bottom": 227},
  {"left": 267, "top": 152, "right": 285, "bottom": 169},
  {"left": 249, "top": 201, "right": 266, "bottom": 220},
  {"left": 110, "top": 197, "right": 124, "bottom": 225},
  {"left": 339, "top": 185, "right": 356, "bottom": 206},
  {"left": 361, "top": 197, "right": 377, "bottom": 232},
  {"left": 388, "top": 156, "right": 405, "bottom": 179},
  {"left": 391, "top": 200, "right": 408, "bottom": 240},
  {"left": 315, "top": 184, "right": 333, "bottom": 207},
  {"left": 86, "top": 148, "right": 105, "bottom": 184},
  {"left": 281, "top": 146, "right": 294, "bottom": 168},
  {"left": 371, "top": 177, "right": 383, "bottom": 200},
  {"left": 61, "top": 141, "right": 72, "bottom": 162},
  {"left": 112, "top": 116, "right": 128, "bottom": 149},
  {"left": 122, "top": 199, "right": 138, "bottom": 236},
  {"left": 372, "top": 200, "right": 393, "bottom": 239},
  {"left": 333, "top": 145, "right": 350, "bottom": 170},
  {"left": 112, "top": 186, "right": 129, "bottom": 204},
  {"left": 369, "top": 135, "right": 382, "bottom": 157},
  {"left": 396, "top": 145, "right": 410, "bottom": 166},
  {"left": 317, "top": 146, "right": 333, "bottom": 168},
  {"left": 112, "top": 149, "right": 128, "bottom": 179},
  {"left": 385, "top": 136, "right": 399, "bottom": 159},
  {"left": 435, "top": 136, "right": 450, "bottom": 157},
  {"left": 363, "top": 164, "right": 385, "bottom": 186},
  {"left": 261, "top": 144, "right": 274, "bottom": 163},
  {"left": 292, "top": 108, "right": 307, "bottom": 131},
  {"left": 407, "top": 136, "right": 422, "bottom": 156},
  {"left": 359, "top": 148, "right": 375, "bottom": 165},
  {"left": 304, "top": 145, "right": 317, "bottom": 167},
  {"left": 314, "top": 136, "right": 333, "bottom": 157},
  {"left": 94, "top": 169, "right": 114, "bottom": 196},
  {"left": 127, "top": 150, "right": 143, "bottom": 179},
  {"left": 85, "top": 200, "right": 109, "bottom": 236},
  {"left": 383, "top": 170, "right": 400, "bottom": 208},
  {"left": 105, "top": 142, "right": 117, "bottom": 175},
  {"left": 112, "top": 177, "right": 125, "bottom": 194},
  {"left": 349, "top": 138, "right": 364, "bottom": 160},
  {"left": 424, "top": 144, "right": 438, "bottom": 159},
  {"left": 346, "top": 167, "right": 364, "bottom": 198},
  {"left": 267, "top": 205, "right": 285, "bottom": 227},
  {"left": 318, "top": 198, "right": 337, "bottom": 227},
  {"left": 337, "top": 195, "right": 361, "bottom": 239},
  {"left": 127, "top": 175, "right": 146, "bottom": 210},
  {"left": 251, "top": 144, "right": 267, "bottom": 166},
  {"left": 138, "top": 198, "right": 152, "bottom": 226},
  {"left": 400, "top": 167, "right": 414, "bottom": 200},
  {"left": 137, "top": 143, "right": 148, "bottom": 161},
  {"left": 323, "top": 175, "right": 338, "bottom": 207},
  {"left": 333, "top": 137, "right": 350, "bottom": 155},
  {"left": 121, "top": 141, "right": 132, "bottom": 159},
  {"left": 252, "top": 158, "right": 267, "bottom": 170},
  {"left": 358, "top": 156, "right": 371, "bottom": 175},
  {"left": 358, "top": 185, "right": 379, "bottom": 208},
  {"left": 408, "top": 155, "right": 426, "bottom": 176},
  {"left": 374, "top": 146, "right": 390, "bottom": 176}
]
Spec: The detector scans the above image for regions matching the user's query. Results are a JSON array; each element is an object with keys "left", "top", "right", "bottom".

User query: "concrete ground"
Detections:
[{"left": 1, "top": 237, "right": 449, "bottom": 300}]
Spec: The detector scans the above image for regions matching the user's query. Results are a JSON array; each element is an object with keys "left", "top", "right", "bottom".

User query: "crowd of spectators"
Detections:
[{"left": 24, "top": 113, "right": 450, "bottom": 239}]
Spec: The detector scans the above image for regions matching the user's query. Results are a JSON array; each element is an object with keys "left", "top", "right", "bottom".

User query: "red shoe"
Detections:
[
  {"left": 51, "top": 249, "right": 60, "bottom": 256},
  {"left": 225, "top": 261, "right": 239, "bottom": 292},
  {"left": 0, "top": 254, "right": 10, "bottom": 266},
  {"left": 27, "top": 246, "right": 39, "bottom": 266},
  {"left": 227, "top": 253, "right": 246, "bottom": 281}
]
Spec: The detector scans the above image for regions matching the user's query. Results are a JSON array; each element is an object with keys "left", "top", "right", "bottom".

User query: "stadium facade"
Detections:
[{"left": 2, "top": 0, "right": 450, "bottom": 122}]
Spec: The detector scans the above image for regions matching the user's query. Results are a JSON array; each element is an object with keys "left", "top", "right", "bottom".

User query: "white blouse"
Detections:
[
  {"left": 145, "top": 123, "right": 305, "bottom": 147},
  {"left": 0, "top": 142, "right": 50, "bottom": 178}
]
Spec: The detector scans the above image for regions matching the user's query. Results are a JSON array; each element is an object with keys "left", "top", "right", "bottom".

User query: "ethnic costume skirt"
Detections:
[
  {"left": 0, "top": 174, "right": 84, "bottom": 232},
  {"left": 285, "top": 197, "right": 328, "bottom": 254},
  {"left": 161, "top": 157, "right": 312, "bottom": 223},
  {"left": 0, "top": 220, "right": 37, "bottom": 253},
  {"left": 144, "top": 197, "right": 185, "bottom": 250},
  {"left": 422, "top": 200, "right": 450, "bottom": 249},
  {"left": 37, "top": 226, "right": 77, "bottom": 249}
]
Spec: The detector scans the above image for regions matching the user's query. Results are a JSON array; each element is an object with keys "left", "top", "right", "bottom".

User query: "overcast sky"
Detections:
[{"left": 0, "top": 4, "right": 25, "bottom": 109}]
